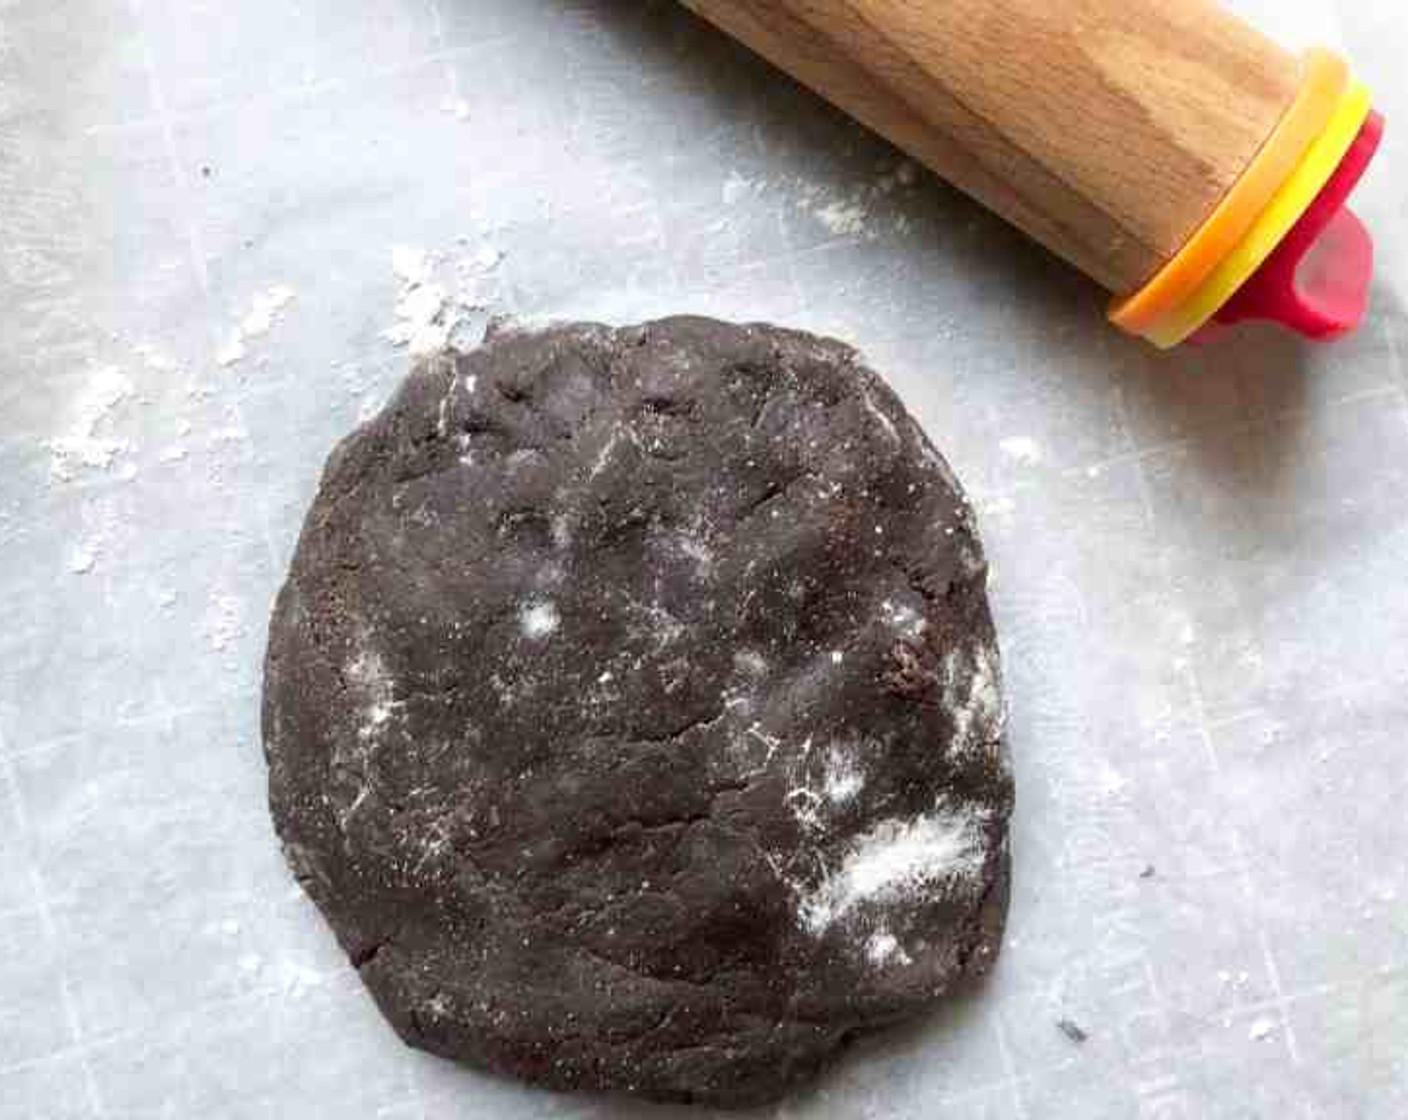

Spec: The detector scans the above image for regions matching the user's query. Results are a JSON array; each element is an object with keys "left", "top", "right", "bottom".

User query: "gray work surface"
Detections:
[{"left": 2, "top": 1, "right": 1406, "bottom": 1117}]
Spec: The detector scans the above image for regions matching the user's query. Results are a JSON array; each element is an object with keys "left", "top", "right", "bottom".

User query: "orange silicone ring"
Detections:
[{"left": 1109, "top": 48, "right": 1348, "bottom": 335}]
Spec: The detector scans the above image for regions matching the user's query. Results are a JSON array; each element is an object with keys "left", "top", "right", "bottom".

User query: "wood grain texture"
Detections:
[{"left": 683, "top": 0, "right": 1302, "bottom": 293}]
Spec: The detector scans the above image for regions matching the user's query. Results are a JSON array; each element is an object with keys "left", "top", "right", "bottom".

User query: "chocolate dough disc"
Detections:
[{"left": 262, "top": 317, "right": 1013, "bottom": 1107}]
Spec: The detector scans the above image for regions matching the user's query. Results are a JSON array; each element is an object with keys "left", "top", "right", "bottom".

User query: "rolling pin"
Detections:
[{"left": 681, "top": 0, "right": 1385, "bottom": 347}]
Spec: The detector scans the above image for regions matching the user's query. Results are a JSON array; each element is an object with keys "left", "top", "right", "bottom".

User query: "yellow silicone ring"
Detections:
[
  {"left": 1144, "top": 80, "right": 1373, "bottom": 349},
  {"left": 1109, "top": 49, "right": 1347, "bottom": 335}
]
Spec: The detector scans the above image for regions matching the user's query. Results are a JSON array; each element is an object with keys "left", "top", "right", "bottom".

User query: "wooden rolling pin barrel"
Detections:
[{"left": 683, "top": 0, "right": 1385, "bottom": 346}]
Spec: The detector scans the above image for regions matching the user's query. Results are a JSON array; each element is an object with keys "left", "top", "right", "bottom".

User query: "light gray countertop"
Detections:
[{"left": 2, "top": 1, "right": 1406, "bottom": 1117}]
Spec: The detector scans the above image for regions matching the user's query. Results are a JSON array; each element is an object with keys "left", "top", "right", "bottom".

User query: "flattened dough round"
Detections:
[{"left": 262, "top": 317, "right": 1013, "bottom": 1107}]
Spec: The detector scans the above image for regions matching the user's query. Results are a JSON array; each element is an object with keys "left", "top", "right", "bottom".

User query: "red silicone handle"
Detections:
[{"left": 1205, "top": 111, "right": 1385, "bottom": 342}]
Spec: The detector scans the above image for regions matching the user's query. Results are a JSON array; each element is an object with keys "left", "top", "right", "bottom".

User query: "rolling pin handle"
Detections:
[{"left": 1203, "top": 112, "right": 1385, "bottom": 343}]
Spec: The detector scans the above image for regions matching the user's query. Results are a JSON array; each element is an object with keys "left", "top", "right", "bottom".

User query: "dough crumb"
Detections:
[{"left": 1057, "top": 1018, "right": 1089, "bottom": 1044}]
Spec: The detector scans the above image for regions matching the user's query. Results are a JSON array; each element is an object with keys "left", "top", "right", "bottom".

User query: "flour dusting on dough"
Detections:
[
  {"left": 733, "top": 649, "right": 769, "bottom": 677},
  {"left": 881, "top": 598, "right": 927, "bottom": 638},
  {"left": 347, "top": 643, "right": 400, "bottom": 743},
  {"left": 865, "top": 931, "right": 912, "bottom": 967},
  {"left": 672, "top": 529, "right": 713, "bottom": 573},
  {"left": 520, "top": 601, "right": 560, "bottom": 640},
  {"left": 860, "top": 388, "right": 899, "bottom": 445},
  {"left": 797, "top": 807, "right": 986, "bottom": 935},
  {"left": 942, "top": 641, "right": 1004, "bottom": 759},
  {"left": 822, "top": 746, "right": 864, "bottom": 805}
]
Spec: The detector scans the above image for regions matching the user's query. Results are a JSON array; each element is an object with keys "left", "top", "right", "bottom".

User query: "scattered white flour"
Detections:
[
  {"left": 68, "top": 543, "right": 98, "bottom": 574},
  {"left": 388, "top": 281, "right": 454, "bottom": 355},
  {"left": 864, "top": 931, "right": 912, "bottom": 967},
  {"left": 131, "top": 341, "right": 177, "bottom": 373},
  {"left": 241, "top": 285, "right": 296, "bottom": 338},
  {"left": 785, "top": 786, "right": 825, "bottom": 835},
  {"left": 534, "top": 560, "right": 565, "bottom": 590},
  {"left": 717, "top": 163, "right": 916, "bottom": 243},
  {"left": 1218, "top": 970, "right": 1253, "bottom": 991},
  {"left": 822, "top": 746, "right": 864, "bottom": 805},
  {"left": 362, "top": 704, "right": 394, "bottom": 739},
  {"left": 640, "top": 601, "right": 685, "bottom": 647},
  {"left": 426, "top": 991, "right": 453, "bottom": 1018},
  {"left": 814, "top": 199, "right": 869, "bottom": 237},
  {"left": 276, "top": 959, "right": 332, "bottom": 1000},
  {"left": 46, "top": 366, "right": 135, "bottom": 482},
  {"left": 346, "top": 642, "right": 400, "bottom": 746},
  {"left": 797, "top": 807, "right": 986, "bottom": 935},
  {"left": 392, "top": 245, "right": 433, "bottom": 287},
  {"left": 722, "top": 170, "right": 753, "bottom": 206},
  {"left": 671, "top": 529, "right": 713, "bottom": 572},
  {"left": 210, "top": 420, "right": 250, "bottom": 445},
  {"left": 860, "top": 388, "right": 899, "bottom": 445},
  {"left": 236, "top": 953, "right": 264, "bottom": 979},
  {"left": 795, "top": 160, "right": 918, "bottom": 239},
  {"left": 748, "top": 725, "right": 783, "bottom": 754},
  {"left": 158, "top": 445, "right": 189, "bottom": 463},
  {"left": 217, "top": 285, "right": 295, "bottom": 366},
  {"left": 466, "top": 245, "right": 503, "bottom": 274},
  {"left": 383, "top": 242, "right": 505, "bottom": 357},
  {"left": 1248, "top": 1017, "right": 1277, "bottom": 1042},
  {"left": 999, "top": 437, "right": 1043, "bottom": 466},
  {"left": 551, "top": 513, "right": 572, "bottom": 551},
  {"left": 733, "top": 649, "right": 769, "bottom": 678},
  {"left": 384, "top": 245, "right": 453, "bottom": 355},
  {"left": 347, "top": 646, "right": 390, "bottom": 692},
  {"left": 1095, "top": 762, "right": 1128, "bottom": 799},
  {"left": 881, "top": 598, "right": 926, "bottom": 638},
  {"left": 590, "top": 429, "right": 621, "bottom": 478},
  {"left": 215, "top": 335, "right": 246, "bottom": 368},
  {"left": 520, "top": 601, "right": 560, "bottom": 640},
  {"left": 204, "top": 593, "right": 244, "bottom": 652},
  {"left": 976, "top": 493, "right": 1016, "bottom": 520}
]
